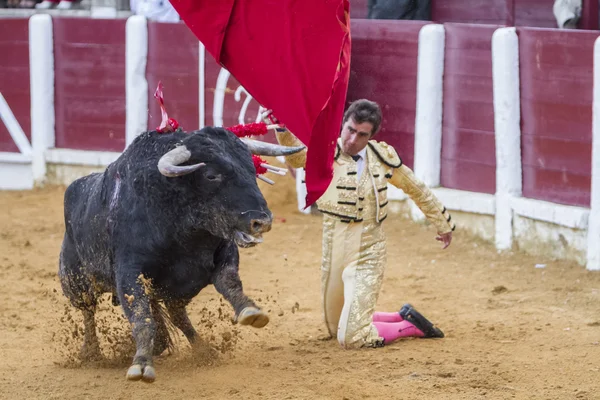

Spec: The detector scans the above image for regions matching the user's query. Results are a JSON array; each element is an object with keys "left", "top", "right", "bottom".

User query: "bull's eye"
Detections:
[{"left": 206, "top": 174, "right": 220, "bottom": 181}]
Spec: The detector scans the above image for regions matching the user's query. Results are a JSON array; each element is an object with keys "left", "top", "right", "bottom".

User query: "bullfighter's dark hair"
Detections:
[{"left": 342, "top": 99, "right": 383, "bottom": 137}]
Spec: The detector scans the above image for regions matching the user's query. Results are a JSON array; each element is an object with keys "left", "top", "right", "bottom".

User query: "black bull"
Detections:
[{"left": 58, "top": 127, "right": 304, "bottom": 382}]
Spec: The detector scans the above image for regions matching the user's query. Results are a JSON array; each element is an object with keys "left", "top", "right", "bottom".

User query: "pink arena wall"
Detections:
[
  {"left": 346, "top": 20, "right": 428, "bottom": 169},
  {"left": 431, "top": 0, "right": 596, "bottom": 29},
  {"left": 518, "top": 28, "right": 597, "bottom": 207},
  {"left": 53, "top": 17, "right": 126, "bottom": 152},
  {"left": 0, "top": 18, "right": 30, "bottom": 153},
  {"left": 441, "top": 24, "right": 499, "bottom": 194}
]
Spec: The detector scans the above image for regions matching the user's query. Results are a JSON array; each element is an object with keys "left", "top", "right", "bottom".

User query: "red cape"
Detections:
[{"left": 170, "top": 0, "right": 351, "bottom": 206}]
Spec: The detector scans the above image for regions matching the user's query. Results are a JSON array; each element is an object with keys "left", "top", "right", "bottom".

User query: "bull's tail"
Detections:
[{"left": 150, "top": 300, "right": 177, "bottom": 355}]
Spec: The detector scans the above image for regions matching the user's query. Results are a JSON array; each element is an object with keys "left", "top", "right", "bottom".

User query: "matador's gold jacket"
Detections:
[{"left": 275, "top": 129, "right": 455, "bottom": 234}]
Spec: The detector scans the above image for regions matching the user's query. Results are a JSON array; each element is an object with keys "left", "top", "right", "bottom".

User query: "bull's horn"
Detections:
[
  {"left": 241, "top": 137, "right": 305, "bottom": 157},
  {"left": 157, "top": 145, "right": 205, "bottom": 177}
]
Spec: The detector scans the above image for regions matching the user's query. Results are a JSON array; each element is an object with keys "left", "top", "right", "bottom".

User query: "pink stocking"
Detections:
[
  {"left": 374, "top": 321, "right": 424, "bottom": 343},
  {"left": 372, "top": 311, "right": 403, "bottom": 323}
]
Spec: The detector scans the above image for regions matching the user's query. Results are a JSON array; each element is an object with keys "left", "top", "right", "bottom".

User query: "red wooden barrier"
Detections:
[
  {"left": 432, "top": 0, "right": 510, "bottom": 25},
  {"left": 203, "top": 61, "right": 258, "bottom": 128},
  {"left": 431, "top": 0, "right": 558, "bottom": 28},
  {"left": 519, "top": 28, "right": 597, "bottom": 207},
  {"left": 346, "top": 20, "right": 428, "bottom": 168},
  {"left": 441, "top": 24, "right": 498, "bottom": 194},
  {"left": 581, "top": 0, "right": 599, "bottom": 30},
  {"left": 350, "top": 0, "right": 369, "bottom": 19},
  {"left": 0, "top": 19, "right": 30, "bottom": 153},
  {"left": 514, "top": 0, "right": 558, "bottom": 28},
  {"left": 147, "top": 21, "right": 199, "bottom": 133},
  {"left": 53, "top": 18, "right": 126, "bottom": 152}
]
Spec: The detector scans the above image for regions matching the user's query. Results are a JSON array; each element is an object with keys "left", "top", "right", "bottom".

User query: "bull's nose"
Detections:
[
  {"left": 250, "top": 218, "right": 272, "bottom": 234},
  {"left": 243, "top": 210, "right": 272, "bottom": 234}
]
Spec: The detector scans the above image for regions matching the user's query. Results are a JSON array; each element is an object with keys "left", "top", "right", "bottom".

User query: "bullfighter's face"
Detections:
[{"left": 340, "top": 117, "right": 374, "bottom": 156}]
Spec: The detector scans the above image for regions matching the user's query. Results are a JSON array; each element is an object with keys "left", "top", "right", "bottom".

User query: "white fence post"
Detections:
[
  {"left": 412, "top": 23, "right": 445, "bottom": 221},
  {"left": 199, "top": 42, "right": 206, "bottom": 129},
  {"left": 492, "top": 27, "right": 522, "bottom": 251},
  {"left": 125, "top": 15, "right": 148, "bottom": 148},
  {"left": 29, "top": 14, "right": 55, "bottom": 186},
  {"left": 587, "top": 37, "right": 600, "bottom": 271}
]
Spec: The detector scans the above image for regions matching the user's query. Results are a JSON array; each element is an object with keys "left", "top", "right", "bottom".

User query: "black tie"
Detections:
[{"left": 351, "top": 155, "right": 361, "bottom": 162}]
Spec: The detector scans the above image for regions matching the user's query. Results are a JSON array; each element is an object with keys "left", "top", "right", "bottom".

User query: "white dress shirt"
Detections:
[{"left": 352, "top": 147, "right": 368, "bottom": 181}]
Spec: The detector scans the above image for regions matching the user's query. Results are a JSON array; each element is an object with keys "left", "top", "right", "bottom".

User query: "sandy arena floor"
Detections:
[{"left": 1, "top": 172, "right": 599, "bottom": 400}]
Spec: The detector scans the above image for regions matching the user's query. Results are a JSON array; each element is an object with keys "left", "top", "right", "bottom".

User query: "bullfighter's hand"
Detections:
[
  {"left": 436, "top": 231, "right": 452, "bottom": 249},
  {"left": 261, "top": 109, "right": 281, "bottom": 125}
]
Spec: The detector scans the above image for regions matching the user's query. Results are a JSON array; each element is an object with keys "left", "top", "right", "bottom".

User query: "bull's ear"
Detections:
[
  {"left": 241, "top": 138, "right": 305, "bottom": 157},
  {"left": 158, "top": 145, "right": 206, "bottom": 177}
]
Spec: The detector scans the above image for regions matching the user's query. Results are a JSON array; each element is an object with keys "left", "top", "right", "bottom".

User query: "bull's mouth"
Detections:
[{"left": 234, "top": 231, "right": 264, "bottom": 248}]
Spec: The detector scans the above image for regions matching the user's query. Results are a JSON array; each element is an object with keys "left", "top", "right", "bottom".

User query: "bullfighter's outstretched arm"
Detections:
[
  {"left": 369, "top": 141, "right": 454, "bottom": 235},
  {"left": 262, "top": 110, "right": 307, "bottom": 168},
  {"left": 273, "top": 127, "right": 307, "bottom": 169}
]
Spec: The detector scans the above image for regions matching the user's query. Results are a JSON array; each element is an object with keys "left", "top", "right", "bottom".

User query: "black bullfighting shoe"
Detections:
[
  {"left": 398, "top": 303, "right": 413, "bottom": 318},
  {"left": 399, "top": 305, "right": 445, "bottom": 339}
]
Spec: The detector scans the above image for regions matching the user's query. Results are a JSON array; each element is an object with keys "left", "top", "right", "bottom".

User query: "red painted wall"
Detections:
[
  {"left": 432, "top": 0, "right": 510, "bottom": 25},
  {"left": 53, "top": 17, "right": 126, "bottom": 152},
  {"left": 441, "top": 24, "right": 498, "bottom": 194},
  {"left": 581, "top": 0, "right": 599, "bottom": 30},
  {"left": 346, "top": 20, "right": 428, "bottom": 168},
  {"left": 350, "top": 0, "right": 369, "bottom": 19},
  {"left": 0, "top": 19, "right": 30, "bottom": 153},
  {"left": 202, "top": 59, "right": 264, "bottom": 130},
  {"left": 431, "top": 0, "right": 558, "bottom": 28},
  {"left": 514, "top": 0, "right": 558, "bottom": 28},
  {"left": 203, "top": 57, "right": 276, "bottom": 144},
  {"left": 519, "top": 28, "right": 597, "bottom": 207}
]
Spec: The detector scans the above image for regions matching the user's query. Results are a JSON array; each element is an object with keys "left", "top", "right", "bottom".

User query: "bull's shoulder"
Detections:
[
  {"left": 64, "top": 172, "right": 107, "bottom": 214},
  {"left": 65, "top": 173, "right": 102, "bottom": 199}
]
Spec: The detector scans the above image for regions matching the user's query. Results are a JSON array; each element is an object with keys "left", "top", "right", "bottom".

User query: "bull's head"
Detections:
[{"left": 155, "top": 127, "right": 304, "bottom": 247}]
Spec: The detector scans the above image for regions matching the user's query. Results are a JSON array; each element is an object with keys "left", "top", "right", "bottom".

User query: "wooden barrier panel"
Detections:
[
  {"left": 514, "top": 0, "right": 558, "bottom": 28},
  {"left": 0, "top": 18, "right": 30, "bottom": 153},
  {"left": 350, "top": 0, "right": 368, "bottom": 19},
  {"left": 203, "top": 60, "right": 259, "bottom": 127},
  {"left": 431, "top": 0, "right": 558, "bottom": 28},
  {"left": 347, "top": 20, "right": 428, "bottom": 168},
  {"left": 432, "top": 0, "right": 509, "bottom": 25},
  {"left": 53, "top": 18, "right": 126, "bottom": 152},
  {"left": 147, "top": 21, "right": 199, "bottom": 133},
  {"left": 202, "top": 57, "right": 277, "bottom": 143},
  {"left": 519, "top": 28, "right": 597, "bottom": 207},
  {"left": 441, "top": 24, "right": 498, "bottom": 194}
]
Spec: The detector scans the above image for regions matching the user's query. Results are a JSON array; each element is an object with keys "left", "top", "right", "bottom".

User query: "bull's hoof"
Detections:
[
  {"left": 126, "top": 364, "right": 156, "bottom": 383},
  {"left": 237, "top": 307, "right": 269, "bottom": 328}
]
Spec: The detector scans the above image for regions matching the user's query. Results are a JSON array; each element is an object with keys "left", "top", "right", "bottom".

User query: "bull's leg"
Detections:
[
  {"left": 115, "top": 268, "right": 157, "bottom": 383},
  {"left": 165, "top": 299, "right": 198, "bottom": 344},
  {"left": 212, "top": 241, "right": 269, "bottom": 328},
  {"left": 151, "top": 300, "right": 172, "bottom": 356},
  {"left": 164, "top": 299, "right": 219, "bottom": 357},
  {"left": 58, "top": 235, "right": 102, "bottom": 361},
  {"left": 81, "top": 309, "right": 102, "bottom": 361}
]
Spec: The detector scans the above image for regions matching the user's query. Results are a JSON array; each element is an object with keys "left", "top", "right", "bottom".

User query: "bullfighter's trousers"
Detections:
[{"left": 321, "top": 215, "right": 386, "bottom": 349}]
